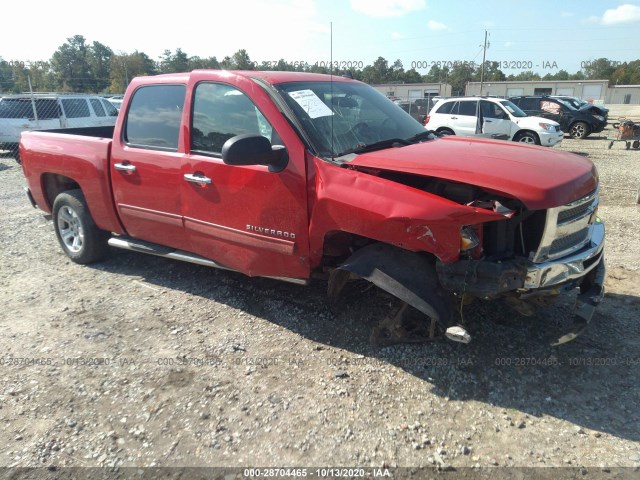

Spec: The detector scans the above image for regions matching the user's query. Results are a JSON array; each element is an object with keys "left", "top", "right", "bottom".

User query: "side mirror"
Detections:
[{"left": 221, "top": 134, "right": 288, "bottom": 173}]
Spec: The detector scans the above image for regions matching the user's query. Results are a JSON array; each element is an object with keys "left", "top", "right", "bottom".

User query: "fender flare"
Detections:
[{"left": 328, "top": 243, "right": 452, "bottom": 327}]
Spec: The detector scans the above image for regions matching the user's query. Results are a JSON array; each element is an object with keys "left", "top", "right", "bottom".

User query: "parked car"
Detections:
[
  {"left": 0, "top": 93, "right": 118, "bottom": 162},
  {"left": 508, "top": 95, "right": 606, "bottom": 139},
  {"left": 19, "top": 70, "right": 605, "bottom": 345},
  {"left": 551, "top": 95, "right": 609, "bottom": 120},
  {"left": 425, "top": 96, "right": 564, "bottom": 146}
]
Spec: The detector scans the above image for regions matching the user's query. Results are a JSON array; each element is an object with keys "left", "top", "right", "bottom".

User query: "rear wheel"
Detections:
[
  {"left": 52, "top": 189, "right": 109, "bottom": 264},
  {"left": 514, "top": 131, "right": 540, "bottom": 145},
  {"left": 569, "top": 122, "right": 590, "bottom": 139}
]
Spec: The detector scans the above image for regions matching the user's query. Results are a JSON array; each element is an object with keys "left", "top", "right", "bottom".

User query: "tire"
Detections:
[
  {"left": 437, "top": 128, "right": 455, "bottom": 136},
  {"left": 514, "top": 131, "right": 540, "bottom": 145},
  {"left": 569, "top": 122, "right": 590, "bottom": 139},
  {"left": 52, "top": 189, "right": 109, "bottom": 264}
]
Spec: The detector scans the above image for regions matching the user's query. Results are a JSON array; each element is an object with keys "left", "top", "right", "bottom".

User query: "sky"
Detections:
[{"left": 1, "top": 0, "right": 639, "bottom": 75}]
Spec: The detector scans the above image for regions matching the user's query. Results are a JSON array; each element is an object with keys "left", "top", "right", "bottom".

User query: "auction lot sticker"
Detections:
[{"left": 288, "top": 90, "right": 334, "bottom": 119}]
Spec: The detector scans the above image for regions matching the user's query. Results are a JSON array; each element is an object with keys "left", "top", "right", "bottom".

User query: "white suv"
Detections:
[
  {"left": 425, "top": 97, "right": 563, "bottom": 147},
  {"left": 0, "top": 93, "right": 118, "bottom": 162}
]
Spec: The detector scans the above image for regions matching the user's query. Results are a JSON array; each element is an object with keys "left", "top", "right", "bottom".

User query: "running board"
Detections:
[{"left": 107, "top": 237, "right": 308, "bottom": 285}]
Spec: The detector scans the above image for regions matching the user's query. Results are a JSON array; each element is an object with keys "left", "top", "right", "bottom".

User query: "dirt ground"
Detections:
[{"left": 0, "top": 112, "right": 639, "bottom": 478}]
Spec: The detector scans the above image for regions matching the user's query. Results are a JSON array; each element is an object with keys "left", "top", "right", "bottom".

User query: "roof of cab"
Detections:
[{"left": 132, "top": 70, "right": 360, "bottom": 86}]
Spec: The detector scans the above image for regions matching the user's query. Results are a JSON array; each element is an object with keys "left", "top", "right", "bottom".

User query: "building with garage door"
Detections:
[
  {"left": 372, "top": 83, "right": 452, "bottom": 102},
  {"left": 465, "top": 80, "right": 609, "bottom": 103},
  {"left": 606, "top": 85, "right": 640, "bottom": 104}
]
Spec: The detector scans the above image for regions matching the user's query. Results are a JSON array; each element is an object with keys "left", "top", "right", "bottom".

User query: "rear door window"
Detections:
[
  {"left": 125, "top": 84, "right": 186, "bottom": 150},
  {"left": 457, "top": 100, "right": 478, "bottom": 116}
]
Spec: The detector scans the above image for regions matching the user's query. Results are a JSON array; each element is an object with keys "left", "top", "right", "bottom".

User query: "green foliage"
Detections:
[{"left": 3, "top": 36, "right": 640, "bottom": 95}]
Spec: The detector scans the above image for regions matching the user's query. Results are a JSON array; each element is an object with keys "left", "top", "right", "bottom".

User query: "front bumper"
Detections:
[
  {"left": 437, "top": 220, "right": 604, "bottom": 296},
  {"left": 539, "top": 130, "right": 564, "bottom": 147},
  {"left": 524, "top": 220, "right": 605, "bottom": 289},
  {"left": 436, "top": 220, "right": 606, "bottom": 345}
]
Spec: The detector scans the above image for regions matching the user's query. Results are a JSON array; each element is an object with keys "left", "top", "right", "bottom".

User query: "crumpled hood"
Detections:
[
  {"left": 578, "top": 104, "right": 608, "bottom": 116},
  {"left": 347, "top": 136, "right": 597, "bottom": 210}
]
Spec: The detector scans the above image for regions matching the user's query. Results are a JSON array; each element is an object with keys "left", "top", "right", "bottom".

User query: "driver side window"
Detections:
[{"left": 191, "top": 83, "right": 276, "bottom": 155}]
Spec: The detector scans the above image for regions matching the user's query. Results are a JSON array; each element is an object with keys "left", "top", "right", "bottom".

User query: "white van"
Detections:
[
  {"left": 0, "top": 93, "right": 118, "bottom": 161},
  {"left": 425, "top": 96, "right": 564, "bottom": 147}
]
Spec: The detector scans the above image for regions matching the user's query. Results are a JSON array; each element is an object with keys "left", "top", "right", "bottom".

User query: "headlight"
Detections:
[
  {"left": 538, "top": 122, "right": 556, "bottom": 131},
  {"left": 460, "top": 226, "right": 480, "bottom": 252},
  {"left": 593, "top": 115, "right": 605, "bottom": 122}
]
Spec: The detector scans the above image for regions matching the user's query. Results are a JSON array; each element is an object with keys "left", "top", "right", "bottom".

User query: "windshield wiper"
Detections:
[
  {"left": 336, "top": 131, "right": 435, "bottom": 157},
  {"left": 336, "top": 138, "right": 410, "bottom": 157},
  {"left": 405, "top": 130, "right": 436, "bottom": 142}
]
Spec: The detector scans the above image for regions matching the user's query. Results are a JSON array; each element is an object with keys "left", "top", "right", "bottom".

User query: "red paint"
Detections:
[
  {"left": 349, "top": 136, "right": 597, "bottom": 210},
  {"left": 20, "top": 70, "right": 599, "bottom": 280}
]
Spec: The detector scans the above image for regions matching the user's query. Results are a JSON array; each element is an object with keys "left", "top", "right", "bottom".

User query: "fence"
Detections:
[
  {"left": 0, "top": 93, "right": 119, "bottom": 162},
  {"left": 387, "top": 95, "right": 440, "bottom": 124}
]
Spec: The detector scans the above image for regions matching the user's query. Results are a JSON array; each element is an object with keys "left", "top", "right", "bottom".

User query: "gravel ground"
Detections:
[{"left": 0, "top": 117, "right": 639, "bottom": 478}]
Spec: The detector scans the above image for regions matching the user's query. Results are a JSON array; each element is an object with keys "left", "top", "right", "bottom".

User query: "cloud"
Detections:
[
  {"left": 427, "top": 20, "right": 448, "bottom": 31},
  {"left": 391, "top": 32, "right": 406, "bottom": 39},
  {"left": 602, "top": 4, "right": 640, "bottom": 24},
  {"left": 504, "top": 41, "right": 514, "bottom": 47},
  {"left": 350, "top": 0, "right": 426, "bottom": 17},
  {"left": 595, "top": 4, "right": 640, "bottom": 25},
  {"left": 560, "top": 11, "right": 574, "bottom": 18}
]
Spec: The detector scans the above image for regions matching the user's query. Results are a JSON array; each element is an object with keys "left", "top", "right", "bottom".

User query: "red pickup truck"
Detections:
[{"left": 20, "top": 70, "right": 605, "bottom": 345}]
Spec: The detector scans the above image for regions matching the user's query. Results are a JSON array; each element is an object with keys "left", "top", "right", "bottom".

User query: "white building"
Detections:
[
  {"left": 372, "top": 83, "right": 452, "bottom": 102},
  {"left": 606, "top": 85, "right": 640, "bottom": 105},
  {"left": 465, "top": 80, "right": 609, "bottom": 103}
]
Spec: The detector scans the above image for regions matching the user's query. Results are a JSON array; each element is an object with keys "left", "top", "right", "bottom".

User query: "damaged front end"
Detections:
[{"left": 437, "top": 189, "right": 605, "bottom": 345}]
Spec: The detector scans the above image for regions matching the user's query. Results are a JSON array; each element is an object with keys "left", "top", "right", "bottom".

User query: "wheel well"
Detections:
[
  {"left": 41, "top": 173, "right": 80, "bottom": 210},
  {"left": 322, "top": 231, "right": 439, "bottom": 269},
  {"left": 436, "top": 127, "right": 455, "bottom": 134},
  {"left": 514, "top": 130, "right": 540, "bottom": 143}
]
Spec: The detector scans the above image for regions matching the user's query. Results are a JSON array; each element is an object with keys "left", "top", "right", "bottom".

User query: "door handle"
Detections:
[
  {"left": 184, "top": 173, "right": 212, "bottom": 185},
  {"left": 451, "top": 116, "right": 458, "bottom": 119},
  {"left": 114, "top": 163, "right": 136, "bottom": 173},
  {"left": 485, "top": 119, "right": 493, "bottom": 122}
]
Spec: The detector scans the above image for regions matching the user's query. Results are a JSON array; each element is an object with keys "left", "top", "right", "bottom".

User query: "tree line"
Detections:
[{"left": 1, "top": 35, "right": 639, "bottom": 95}]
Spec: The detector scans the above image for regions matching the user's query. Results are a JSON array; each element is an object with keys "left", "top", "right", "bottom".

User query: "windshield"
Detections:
[
  {"left": 561, "top": 97, "right": 583, "bottom": 109},
  {"left": 274, "top": 81, "right": 431, "bottom": 158},
  {"left": 499, "top": 100, "right": 527, "bottom": 118}
]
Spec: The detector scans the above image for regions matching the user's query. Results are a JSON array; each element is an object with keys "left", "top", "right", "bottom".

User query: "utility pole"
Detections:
[{"left": 479, "top": 30, "right": 488, "bottom": 95}]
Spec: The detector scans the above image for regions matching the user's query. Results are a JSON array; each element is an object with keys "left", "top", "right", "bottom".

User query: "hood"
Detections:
[
  {"left": 347, "top": 136, "right": 597, "bottom": 210},
  {"left": 578, "top": 104, "right": 608, "bottom": 116}
]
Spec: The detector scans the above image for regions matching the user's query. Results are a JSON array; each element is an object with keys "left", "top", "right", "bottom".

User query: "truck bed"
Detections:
[
  {"left": 20, "top": 129, "right": 123, "bottom": 234},
  {"left": 40, "top": 125, "right": 116, "bottom": 138}
]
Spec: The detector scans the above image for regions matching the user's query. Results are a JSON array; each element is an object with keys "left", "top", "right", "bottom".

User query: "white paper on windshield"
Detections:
[{"left": 288, "top": 90, "right": 334, "bottom": 119}]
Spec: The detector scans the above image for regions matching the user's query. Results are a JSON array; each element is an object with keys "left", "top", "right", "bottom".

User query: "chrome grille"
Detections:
[
  {"left": 557, "top": 202, "right": 593, "bottom": 224},
  {"left": 549, "top": 228, "right": 590, "bottom": 256},
  {"left": 530, "top": 189, "right": 599, "bottom": 263}
]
